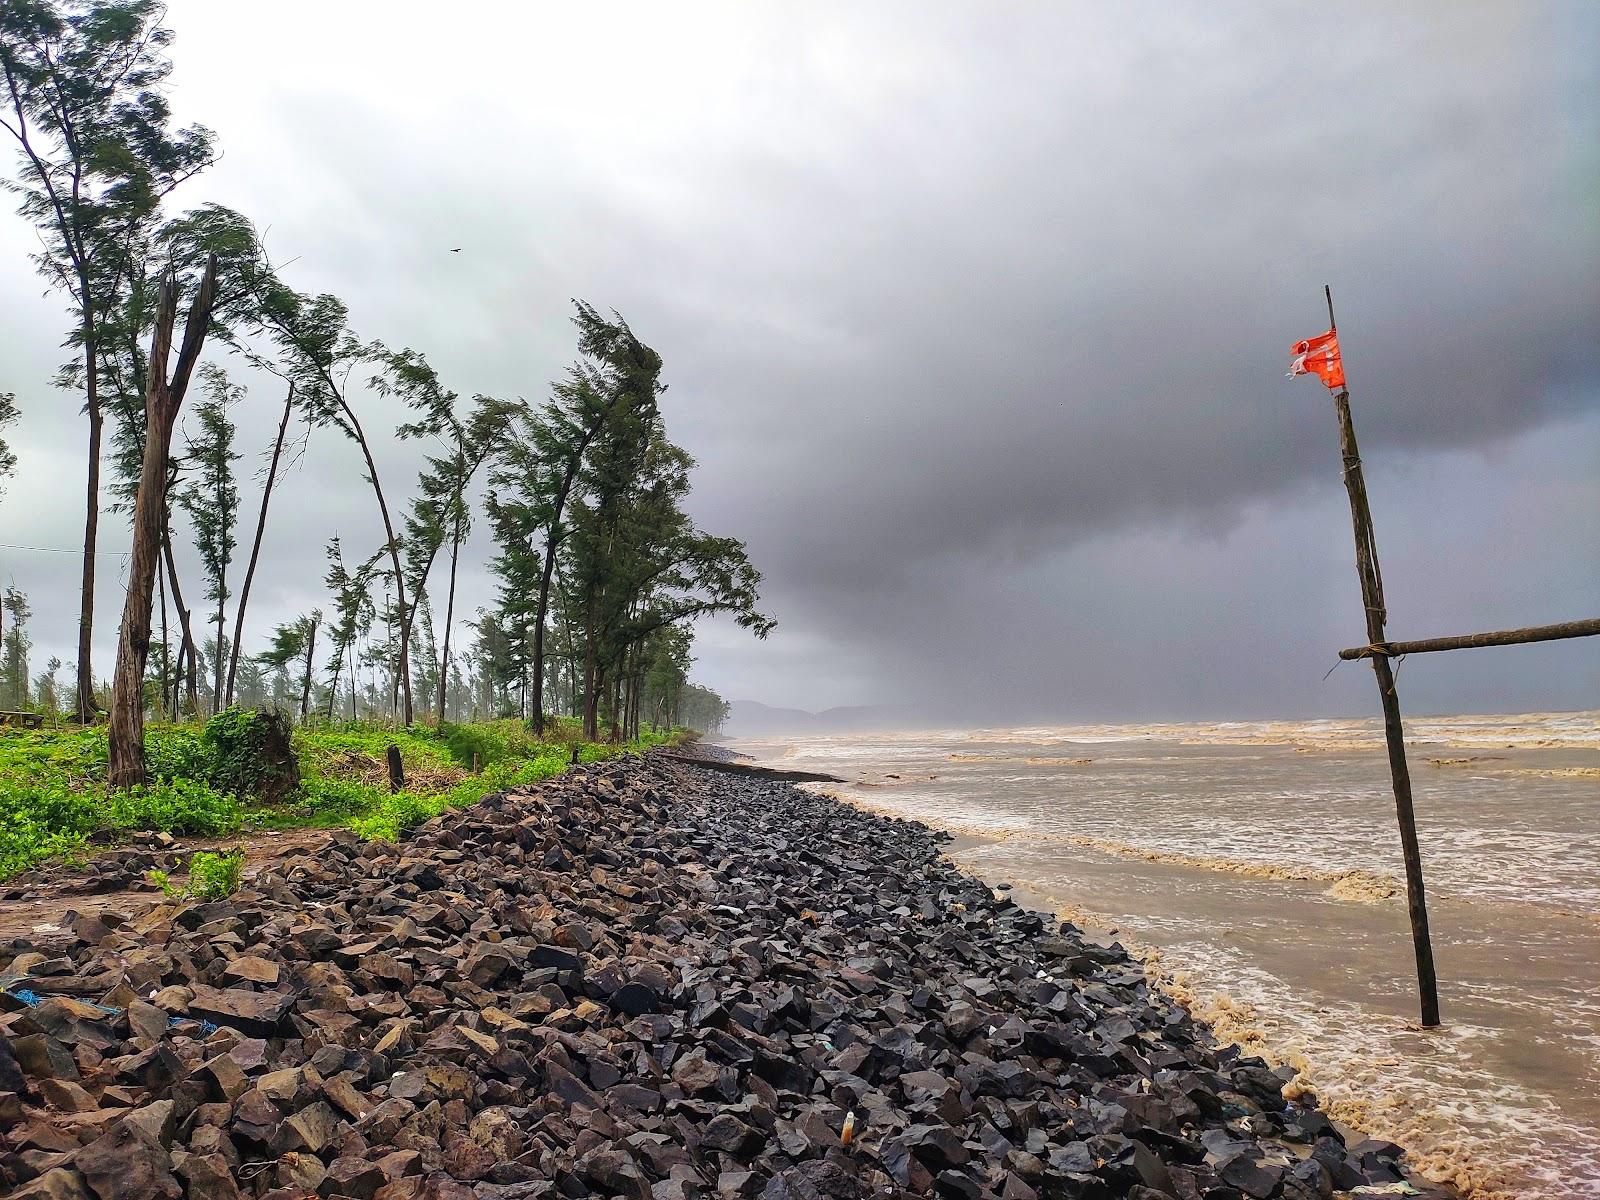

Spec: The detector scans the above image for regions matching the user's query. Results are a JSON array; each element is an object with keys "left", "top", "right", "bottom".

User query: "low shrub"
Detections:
[
  {"left": 187, "top": 849, "right": 244, "bottom": 900},
  {"left": 147, "top": 848, "right": 245, "bottom": 901},
  {"left": 103, "top": 777, "right": 243, "bottom": 837}
]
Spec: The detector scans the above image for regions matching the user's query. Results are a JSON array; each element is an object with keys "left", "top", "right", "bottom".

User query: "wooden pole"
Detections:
[
  {"left": 1325, "top": 285, "right": 1441, "bottom": 1027},
  {"left": 1339, "top": 617, "right": 1600, "bottom": 660}
]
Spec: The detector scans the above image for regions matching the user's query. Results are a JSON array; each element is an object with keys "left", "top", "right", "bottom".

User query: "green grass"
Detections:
[{"left": 0, "top": 716, "right": 677, "bottom": 880}]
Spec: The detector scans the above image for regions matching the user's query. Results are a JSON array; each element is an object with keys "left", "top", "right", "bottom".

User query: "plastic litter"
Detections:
[{"left": 4, "top": 985, "right": 219, "bottom": 1034}]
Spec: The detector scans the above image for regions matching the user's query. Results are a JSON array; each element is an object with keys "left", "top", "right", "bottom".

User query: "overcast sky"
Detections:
[{"left": 1, "top": 1, "right": 1596, "bottom": 723}]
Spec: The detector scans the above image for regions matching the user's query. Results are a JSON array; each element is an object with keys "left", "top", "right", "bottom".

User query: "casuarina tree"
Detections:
[
  {"left": 250, "top": 279, "right": 453, "bottom": 726},
  {"left": 106, "top": 252, "right": 218, "bottom": 787},
  {"left": 0, "top": 1, "right": 216, "bottom": 719},
  {"left": 257, "top": 610, "right": 321, "bottom": 720},
  {"left": 175, "top": 363, "right": 240, "bottom": 713},
  {"left": 0, "top": 392, "right": 17, "bottom": 497}
]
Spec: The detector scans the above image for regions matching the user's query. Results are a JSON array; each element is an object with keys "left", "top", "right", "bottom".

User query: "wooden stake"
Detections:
[{"left": 1325, "top": 285, "right": 1442, "bottom": 1028}]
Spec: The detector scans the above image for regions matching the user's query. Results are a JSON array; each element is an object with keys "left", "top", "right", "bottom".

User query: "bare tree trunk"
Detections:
[
  {"left": 75, "top": 390, "right": 102, "bottom": 722},
  {"left": 162, "top": 526, "right": 201, "bottom": 720},
  {"left": 225, "top": 382, "right": 294, "bottom": 706},
  {"left": 531, "top": 543, "right": 558, "bottom": 735},
  {"left": 299, "top": 617, "right": 317, "bottom": 719},
  {"left": 435, "top": 513, "right": 462, "bottom": 725},
  {"left": 156, "top": 556, "right": 169, "bottom": 720},
  {"left": 326, "top": 647, "right": 341, "bottom": 721},
  {"left": 108, "top": 259, "right": 218, "bottom": 788},
  {"left": 212, "top": 571, "right": 225, "bottom": 713},
  {"left": 341, "top": 411, "right": 413, "bottom": 725},
  {"left": 582, "top": 592, "right": 599, "bottom": 741}
]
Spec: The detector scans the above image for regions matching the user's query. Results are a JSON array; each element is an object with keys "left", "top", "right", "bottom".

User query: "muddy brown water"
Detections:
[{"left": 728, "top": 711, "right": 1600, "bottom": 1200}]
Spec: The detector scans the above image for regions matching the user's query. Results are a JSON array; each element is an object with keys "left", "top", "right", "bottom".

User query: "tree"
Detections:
[
  {"left": 402, "top": 395, "right": 508, "bottom": 724},
  {"left": 1, "top": 1, "right": 216, "bottom": 719},
  {"left": 257, "top": 610, "right": 320, "bottom": 720},
  {"left": 35, "top": 654, "right": 62, "bottom": 717},
  {"left": 251, "top": 281, "right": 452, "bottom": 726},
  {"left": 0, "top": 392, "right": 17, "bottom": 496},
  {"left": 106, "top": 252, "right": 218, "bottom": 787},
  {"left": 489, "top": 303, "right": 660, "bottom": 733},
  {"left": 322, "top": 538, "right": 378, "bottom": 721},
  {"left": 1, "top": 586, "right": 31, "bottom": 709},
  {"left": 482, "top": 490, "right": 542, "bottom": 718},
  {"left": 175, "top": 362, "right": 239, "bottom": 713},
  {"left": 224, "top": 380, "right": 298, "bottom": 706}
]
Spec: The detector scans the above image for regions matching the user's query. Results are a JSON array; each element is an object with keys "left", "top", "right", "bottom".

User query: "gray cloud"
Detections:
[{"left": 1, "top": 1, "right": 1595, "bottom": 720}]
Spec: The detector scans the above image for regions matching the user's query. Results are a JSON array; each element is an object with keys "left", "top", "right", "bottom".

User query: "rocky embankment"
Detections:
[{"left": 0, "top": 755, "right": 1445, "bottom": 1200}]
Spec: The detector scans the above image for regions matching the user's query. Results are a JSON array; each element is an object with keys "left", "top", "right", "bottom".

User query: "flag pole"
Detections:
[{"left": 1323, "top": 284, "right": 1441, "bottom": 1027}]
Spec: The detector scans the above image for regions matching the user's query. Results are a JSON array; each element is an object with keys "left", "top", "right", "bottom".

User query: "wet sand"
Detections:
[{"left": 729, "top": 712, "right": 1600, "bottom": 1199}]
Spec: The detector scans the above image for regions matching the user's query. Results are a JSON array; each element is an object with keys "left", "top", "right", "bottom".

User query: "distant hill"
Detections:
[{"left": 724, "top": 699, "right": 919, "bottom": 736}]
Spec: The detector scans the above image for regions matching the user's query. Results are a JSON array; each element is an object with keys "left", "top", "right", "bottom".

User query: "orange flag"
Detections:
[{"left": 1288, "top": 329, "right": 1345, "bottom": 391}]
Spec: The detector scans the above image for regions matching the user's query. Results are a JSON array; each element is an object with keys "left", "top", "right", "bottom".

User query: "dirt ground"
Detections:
[{"left": 0, "top": 826, "right": 330, "bottom": 944}]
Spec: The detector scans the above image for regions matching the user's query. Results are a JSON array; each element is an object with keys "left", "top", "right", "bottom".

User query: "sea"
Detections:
[{"left": 726, "top": 711, "right": 1600, "bottom": 1200}]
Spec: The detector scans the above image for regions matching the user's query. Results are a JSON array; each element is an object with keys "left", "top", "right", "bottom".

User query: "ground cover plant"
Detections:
[{"left": 0, "top": 712, "right": 675, "bottom": 880}]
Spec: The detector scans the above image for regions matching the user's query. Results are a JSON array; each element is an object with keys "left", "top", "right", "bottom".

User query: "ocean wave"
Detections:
[{"left": 952, "top": 867, "right": 1599, "bottom": 1200}]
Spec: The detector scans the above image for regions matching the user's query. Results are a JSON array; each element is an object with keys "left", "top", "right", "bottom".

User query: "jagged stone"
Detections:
[
  {"left": 74, "top": 1120, "right": 181, "bottom": 1200},
  {"left": 0, "top": 754, "right": 1419, "bottom": 1200}
]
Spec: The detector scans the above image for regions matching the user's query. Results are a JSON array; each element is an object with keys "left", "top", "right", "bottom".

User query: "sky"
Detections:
[{"left": 1, "top": 1, "right": 1596, "bottom": 725}]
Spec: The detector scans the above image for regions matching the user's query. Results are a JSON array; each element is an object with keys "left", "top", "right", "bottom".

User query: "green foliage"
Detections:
[
  {"left": 1, "top": 585, "right": 32, "bottom": 710},
  {"left": 186, "top": 849, "right": 243, "bottom": 900},
  {"left": 201, "top": 707, "right": 294, "bottom": 798},
  {"left": 0, "top": 391, "right": 17, "bottom": 498},
  {"left": 104, "top": 778, "right": 242, "bottom": 837},
  {"left": 0, "top": 718, "right": 677, "bottom": 879},
  {"left": 146, "top": 849, "right": 243, "bottom": 901}
]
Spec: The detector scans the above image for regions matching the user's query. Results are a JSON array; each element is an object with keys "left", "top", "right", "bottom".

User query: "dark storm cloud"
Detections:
[{"left": 1, "top": 1, "right": 1595, "bottom": 719}]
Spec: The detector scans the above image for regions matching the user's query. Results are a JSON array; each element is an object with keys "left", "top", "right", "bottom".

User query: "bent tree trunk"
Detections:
[
  {"left": 341, "top": 408, "right": 412, "bottom": 725},
  {"left": 299, "top": 616, "right": 318, "bottom": 719},
  {"left": 108, "top": 258, "right": 219, "bottom": 789},
  {"left": 435, "top": 514, "right": 462, "bottom": 725},
  {"left": 225, "top": 383, "right": 294, "bottom": 706},
  {"left": 163, "top": 525, "right": 201, "bottom": 719}
]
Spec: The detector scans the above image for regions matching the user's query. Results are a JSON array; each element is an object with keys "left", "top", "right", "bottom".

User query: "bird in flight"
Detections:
[{"left": 449, "top": 247, "right": 461, "bottom": 253}]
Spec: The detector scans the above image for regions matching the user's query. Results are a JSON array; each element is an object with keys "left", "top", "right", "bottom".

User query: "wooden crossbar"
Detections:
[{"left": 1339, "top": 618, "right": 1600, "bottom": 661}]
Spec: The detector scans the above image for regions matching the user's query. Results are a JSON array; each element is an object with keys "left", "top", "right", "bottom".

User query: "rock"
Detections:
[
  {"left": 671, "top": 1050, "right": 722, "bottom": 1096},
  {"left": 11, "top": 1168, "right": 93, "bottom": 1200},
  {"left": 186, "top": 986, "right": 295, "bottom": 1038},
  {"left": 75, "top": 1121, "right": 181, "bottom": 1200},
  {"left": 607, "top": 982, "right": 660, "bottom": 1016},
  {"left": 279, "top": 1101, "right": 340, "bottom": 1155},
  {"left": 221, "top": 957, "right": 280, "bottom": 986},
  {"left": 321, "top": 1156, "right": 388, "bottom": 1199},
  {"left": 176, "top": 1152, "right": 241, "bottom": 1200},
  {"left": 38, "top": 1077, "right": 98, "bottom": 1112},
  {"left": 758, "top": 1161, "right": 859, "bottom": 1200},
  {"left": 0, "top": 755, "right": 1397, "bottom": 1200}
]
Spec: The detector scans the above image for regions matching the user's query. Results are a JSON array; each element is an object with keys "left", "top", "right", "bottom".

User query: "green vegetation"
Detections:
[
  {"left": 0, "top": 714, "right": 675, "bottom": 881},
  {"left": 147, "top": 849, "right": 242, "bottom": 901}
]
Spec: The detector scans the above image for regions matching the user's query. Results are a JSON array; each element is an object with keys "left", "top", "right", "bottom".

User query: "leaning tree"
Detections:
[{"left": 1, "top": 1, "right": 216, "bottom": 718}]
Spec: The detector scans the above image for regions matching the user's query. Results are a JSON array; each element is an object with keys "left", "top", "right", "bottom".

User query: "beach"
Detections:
[
  {"left": 0, "top": 753, "right": 1447, "bottom": 1200},
  {"left": 727, "top": 711, "right": 1600, "bottom": 1199}
]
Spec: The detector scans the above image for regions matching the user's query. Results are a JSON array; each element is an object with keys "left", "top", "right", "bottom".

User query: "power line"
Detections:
[{"left": 0, "top": 542, "right": 128, "bottom": 558}]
